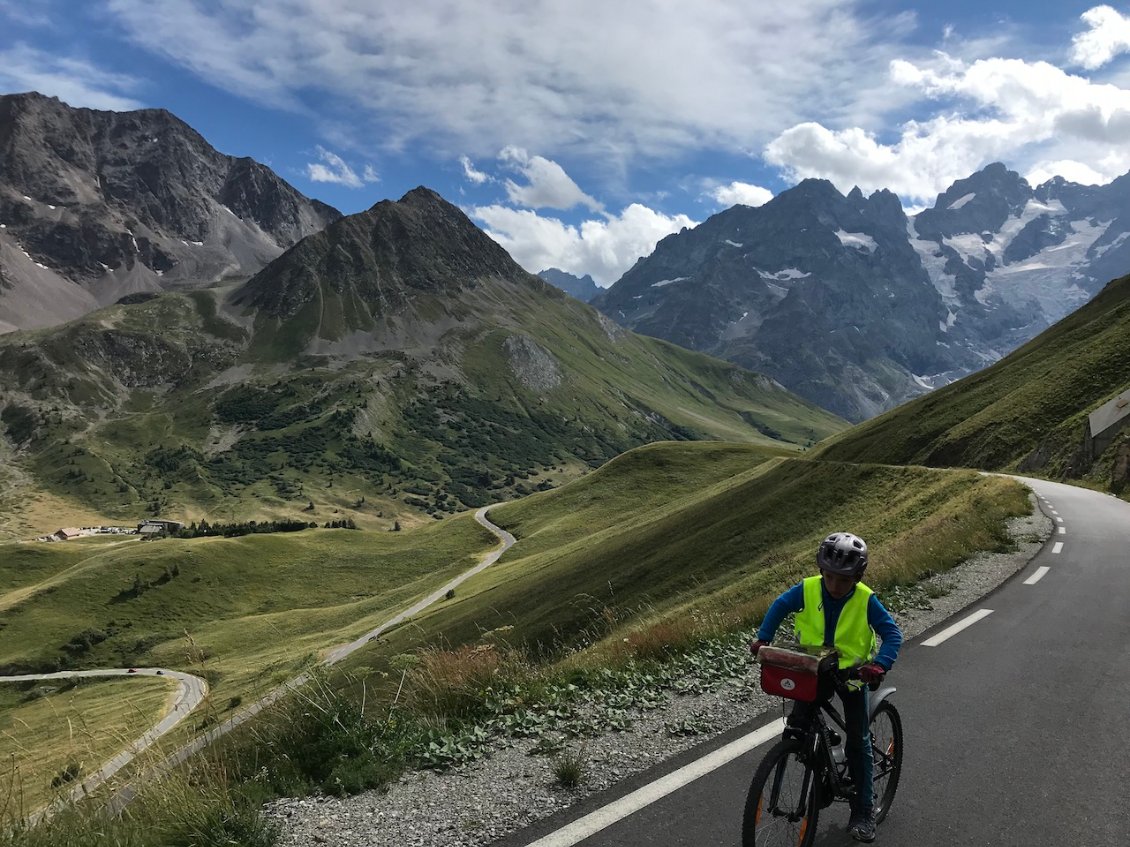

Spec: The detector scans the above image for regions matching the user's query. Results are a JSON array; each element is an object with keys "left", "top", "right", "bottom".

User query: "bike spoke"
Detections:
[{"left": 867, "top": 702, "right": 903, "bottom": 824}]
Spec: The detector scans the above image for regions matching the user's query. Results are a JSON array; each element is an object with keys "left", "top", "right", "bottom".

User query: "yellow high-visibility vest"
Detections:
[{"left": 794, "top": 575, "right": 877, "bottom": 669}]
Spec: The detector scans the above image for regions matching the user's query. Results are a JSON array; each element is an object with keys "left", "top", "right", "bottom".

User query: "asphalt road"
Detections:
[{"left": 501, "top": 477, "right": 1130, "bottom": 847}]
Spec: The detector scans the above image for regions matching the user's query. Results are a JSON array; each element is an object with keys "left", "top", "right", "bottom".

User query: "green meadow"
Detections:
[
  {"left": 0, "top": 517, "right": 497, "bottom": 712},
  {"left": 0, "top": 676, "right": 173, "bottom": 814},
  {"left": 0, "top": 283, "right": 845, "bottom": 540},
  {"left": 345, "top": 442, "right": 1030, "bottom": 673}
]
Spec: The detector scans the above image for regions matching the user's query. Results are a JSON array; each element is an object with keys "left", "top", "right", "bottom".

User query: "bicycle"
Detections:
[{"left": 742, "top": 645, "right": 903, "bottom": 846}]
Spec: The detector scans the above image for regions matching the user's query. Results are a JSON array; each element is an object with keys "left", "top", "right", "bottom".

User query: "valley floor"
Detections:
[{"left": 265, "top": 499, "right": 1051, "bottom": 847}]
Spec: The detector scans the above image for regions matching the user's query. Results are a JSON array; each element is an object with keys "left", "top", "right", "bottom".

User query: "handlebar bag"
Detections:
[{"left": 759, "top": 646, "right": 835, "bottom": 702}]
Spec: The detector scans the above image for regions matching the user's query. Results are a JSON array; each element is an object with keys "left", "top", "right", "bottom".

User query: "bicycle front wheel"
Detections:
[
  {"left": 869, "top": 700, "right": 903, "bottom": 823},
  {"left": 742, "top": 737, "right": 820, "bottom": 847}
]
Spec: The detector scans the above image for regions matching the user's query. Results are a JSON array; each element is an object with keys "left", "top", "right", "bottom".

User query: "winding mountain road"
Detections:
[
  {"left": 1, "top": 506, "right": 515, "bottom": 816},
  {"left": 0, "top": 667, "right": 207, "bottom": 815},
  {"left": 108, "top": 506, "right": 515, "bottom": 810},
  {"left": 497, "top": 477, "right": 1130, "bottom": 847}
]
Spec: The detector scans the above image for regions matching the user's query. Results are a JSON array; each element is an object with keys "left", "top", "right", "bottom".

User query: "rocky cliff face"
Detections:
[
  {"left": 537, "top": 268, "right": 601, "bottom": 302},
  {"left": 595, "top": 179, "right": 951, "bottom": 421},
  {"left": 595, "top": 163, "right": 1130, "bottom": 421},
  {"left": 0, "top": 92, "right": 340, "bottom": 331}
]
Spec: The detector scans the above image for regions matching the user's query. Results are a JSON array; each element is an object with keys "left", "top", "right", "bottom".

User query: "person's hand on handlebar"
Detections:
[
  {"left": 858, "top": 662, "right": 886, "bottom": 684},
  {"left": 749, "top": 638, "right": 769, "bottom": 657}
]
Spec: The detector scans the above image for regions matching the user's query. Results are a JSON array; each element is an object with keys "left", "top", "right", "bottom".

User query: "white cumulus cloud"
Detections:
[
  {"left": 710, "top": 181, "right": 774, "bottom": 208},
  {"left": 499, "top": 147, "right": 603, "bottom": 212},
  {"left": 1024, "top": 159, "right": 1107, "bottom": 187},
  {"left": 305, "top": 146, "right": 378, "bottom": 188},
  {"left": 765, "top": 52, "right": 1130, "bottom": 203},
  {"left": 101, "top": 0, "right": 897, "bottom": 163},
  {"left": 460, "top": 155, "right": 490, "bottom": 184},
  {"left": 470, "top": 203, "right": 696, "bottom": 286},
  {"left": 1071, "top": 5, "right": 1130, "bottom": 69}
]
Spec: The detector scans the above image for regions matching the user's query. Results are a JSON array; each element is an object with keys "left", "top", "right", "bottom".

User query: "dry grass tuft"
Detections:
[{"left": 405, "top": 644, "right": 530, "bottom": 720}]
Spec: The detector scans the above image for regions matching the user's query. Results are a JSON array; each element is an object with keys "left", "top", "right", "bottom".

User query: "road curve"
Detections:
[
  {"left": 0, "top": 667, "right": 207, "bottom": 816},
  {"left": 107, "top": 505, "right": 515, "bottom": 811},
  {"left": 496, "top": 478, "right": 1130, "bottom": 847}
]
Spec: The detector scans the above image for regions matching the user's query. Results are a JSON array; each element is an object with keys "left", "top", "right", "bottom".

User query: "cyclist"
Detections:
[{"left": 749, "top": 532, "right": 903, "bottom": 843}]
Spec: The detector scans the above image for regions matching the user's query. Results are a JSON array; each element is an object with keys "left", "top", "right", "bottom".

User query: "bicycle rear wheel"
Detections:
[
  {"left": 742, "top": 737, "right": 820, "bottom": 847},
  {"left": 869, "top": 700, "right": 903, "bottom": 823}
]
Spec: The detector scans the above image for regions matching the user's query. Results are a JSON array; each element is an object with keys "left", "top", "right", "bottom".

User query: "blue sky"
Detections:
[{"left": 4, "top": 1, "right": 1130, "bottom": 285}]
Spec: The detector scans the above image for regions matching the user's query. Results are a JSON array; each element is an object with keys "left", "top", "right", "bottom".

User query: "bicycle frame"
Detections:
[
  {"left": 800, "top": 699, "right": 853, "bottom": 803},
  {"left": 791, "top": 678, "right": 898, "bottom": 805}
]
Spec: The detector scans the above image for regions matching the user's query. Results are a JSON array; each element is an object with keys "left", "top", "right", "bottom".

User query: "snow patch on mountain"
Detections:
[
  {"left": 756, "top": 268, "right": 810, "bottom": 280},
  {"left": 651, "top": 277, "right": 686, "bottom": 287},
  {"left": 724, "top": 239, "right": 743, "bottom": 248},
  {"left": 835, "top": 230, "right": 877, "bottom": 252},
  {"left": 990, "top": 215, "right": 1107, "bottom": 319},
  {"left": 909, "top": 225, "right": 960, "bottom": 309},
  {"left": 1093, "top": 229, "right": 1129, "bottom": 258},
  {"left": 948, "top": 193, "right": 976, "bottom": 210}
]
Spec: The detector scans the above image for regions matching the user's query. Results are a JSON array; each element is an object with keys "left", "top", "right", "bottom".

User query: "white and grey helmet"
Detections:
[{"left": 816, "top": 532, "right": 869, "bottom": 577}]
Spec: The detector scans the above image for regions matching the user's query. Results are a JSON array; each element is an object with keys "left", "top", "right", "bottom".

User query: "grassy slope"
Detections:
[
  {"left": 0, "top": 676, "right": 172, "bottom": 813},
  {"left": 0, "top": 441, "right": 1030, "bottom": 819},
  {"left": 0, "top": 283, "right": 845, "bottom": 539},
  {"left": 489, "top": 281, "right": 840, "bottom": 448},
  {"left": 0, "top": 516, "right": 496, "bottom": 707},
  {"left": 346, "top": 442, "right": 1030, "bottom": 672},
  {"left": 813, "top": 273, "right": 1130, "bottom": 489}
]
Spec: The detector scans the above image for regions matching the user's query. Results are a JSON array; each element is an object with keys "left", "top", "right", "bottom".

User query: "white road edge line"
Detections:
[
  {"left": 922, "top": 609, "right": 994, "bottom": 647},
  {"left": 522, "top": 719, "right": 785, "bottom": 847},
  {"left": 1052, "top": 541, "right": 1064, "bottom": 554},
  {"left": 1024, "top": 566, "right": 1050, "bottom": 585}
]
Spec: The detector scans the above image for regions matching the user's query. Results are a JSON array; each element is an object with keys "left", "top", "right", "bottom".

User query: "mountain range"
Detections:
[
  {"left": 0, "top": 91, "right": 340, "bottom": 333},
  {"left": 5, "top": 94, "right": 1128, "bottom": 427},
  {"left": 0, "top": 182, "right": 842, "bottom": 533},
  {"left": 595, "top": 162, "right": 1130, "bottom": 421},
  {"left": 537, "top": 267, "right": 601, "bottom": 302}
]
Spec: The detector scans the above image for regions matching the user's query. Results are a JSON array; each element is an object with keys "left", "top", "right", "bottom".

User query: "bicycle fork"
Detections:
[{"left": 758, "top": 756, "right": 815, "bottom": 829}]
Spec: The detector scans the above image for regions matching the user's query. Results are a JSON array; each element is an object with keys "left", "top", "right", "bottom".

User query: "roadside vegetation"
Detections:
[{"left": 815, "top": 272, "right": 1130, "bottom": 496}]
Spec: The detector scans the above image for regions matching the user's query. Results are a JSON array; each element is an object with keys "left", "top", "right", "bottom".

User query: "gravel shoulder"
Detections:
[{"left": 267, "top": 496, "right": 1052, "bottom": 847}]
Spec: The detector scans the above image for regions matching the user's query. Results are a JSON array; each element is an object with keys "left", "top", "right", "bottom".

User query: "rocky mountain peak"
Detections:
[
  {"left": 768, "top": 177, "right": 844, "bottom": 213},
  {"left": 233, "top": 186, "right": 542, "bottom": 327},
  {"left": 0, "top": 91, "right": 341, "bottom": 332},
  {"left": 537, "top": 267, "right": 601, "bottom": 302},
  {"left": 915, "top": 162, "right": 1032, "bottom": 240}
]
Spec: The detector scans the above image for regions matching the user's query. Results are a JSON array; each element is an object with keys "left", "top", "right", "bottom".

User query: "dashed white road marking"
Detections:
[
  {"left": 522, "top": 719, "right": 786, "bottom": 847},
  {"left": 1052, "top": 542, "right": 1064, "bottom": 554},
  {"left": 922, "top": 609, "right": 994, "bottom": 647},
  {"left": 1024, "top": 567, "right": 1050, "bottom": 585},
  {"left": 1058, "top": 526, "right": 1066, "bottom": 535},
  {"left": 1055, "top": 517, "right": 1064, "bottom": 523}
]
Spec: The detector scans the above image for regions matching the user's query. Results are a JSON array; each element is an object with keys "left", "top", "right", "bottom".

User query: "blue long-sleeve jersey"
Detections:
[{"left": 756, "top": 581, "right": 903, "bottom": 670}]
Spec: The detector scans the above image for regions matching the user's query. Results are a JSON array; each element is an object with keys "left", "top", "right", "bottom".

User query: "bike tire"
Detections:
[
  {"left": 742, "top": 737, "right": 820, "bottom": 847},
  {"left": 869, "top": 700, "right": 903, "bottom": 824}
]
